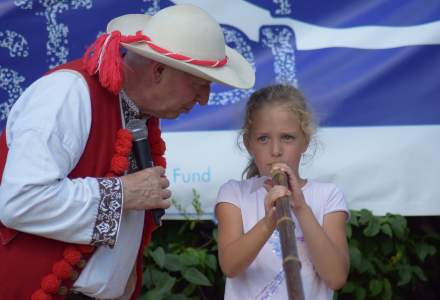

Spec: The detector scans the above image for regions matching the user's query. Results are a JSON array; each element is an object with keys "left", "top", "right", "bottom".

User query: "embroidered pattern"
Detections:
[
  {"left": 120, "top": 90, "right": 140, "bottom": 122},
  {"left": 92, "top": 177, "right": 122, "bottom": 247}
]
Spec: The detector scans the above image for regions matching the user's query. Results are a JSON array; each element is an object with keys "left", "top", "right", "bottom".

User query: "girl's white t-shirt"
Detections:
[{"left": 216, "top": 176, "right": 349, "bottom": 300}]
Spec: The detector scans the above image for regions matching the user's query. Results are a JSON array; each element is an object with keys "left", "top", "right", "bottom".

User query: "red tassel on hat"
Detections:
[{"left": 82, "top": 31, "right": 148, "bottom": 94}]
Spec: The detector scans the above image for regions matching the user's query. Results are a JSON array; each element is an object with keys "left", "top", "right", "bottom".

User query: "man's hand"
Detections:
[{"left": 120, "top": 166, "right": 171, "bottom": 211}]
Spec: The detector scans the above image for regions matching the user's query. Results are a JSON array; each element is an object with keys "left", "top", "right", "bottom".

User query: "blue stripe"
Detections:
[
  {"left": 252, "top": 1, "right": 440, "bottom": 27},
  {"left": 296, "top": 45, "right": 440, "bottom": 127}
]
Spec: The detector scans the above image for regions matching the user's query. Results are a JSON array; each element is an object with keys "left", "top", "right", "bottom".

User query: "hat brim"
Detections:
[{"left": 108, "top": 14, "right": 255, "bottom": 89}]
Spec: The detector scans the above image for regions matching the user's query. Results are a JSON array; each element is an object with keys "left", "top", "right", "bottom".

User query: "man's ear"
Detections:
[{"left": 152, "top": 62, "right": 166, "bottom": 83}]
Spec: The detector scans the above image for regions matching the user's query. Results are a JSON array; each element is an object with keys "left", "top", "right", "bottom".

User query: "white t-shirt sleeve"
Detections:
[
  {"left": 323, "top": 184, "right": 350, "bottom": 221},
  {"left": 0, "top": 70, "right": 101, "bottom": 244},
  {"left": 215, "top": 179, "right": 242, "bottom": 209}
]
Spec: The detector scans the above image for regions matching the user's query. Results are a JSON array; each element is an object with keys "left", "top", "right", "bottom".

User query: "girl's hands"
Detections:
[
  {"left": 263, "top": 179, "right": 291, "bottom": 233},
  {"left": 270, "top": 163, "right": 308, "bottom": 213}
]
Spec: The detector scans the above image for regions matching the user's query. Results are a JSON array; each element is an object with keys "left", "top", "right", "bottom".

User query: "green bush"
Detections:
[
  {"left": 140, "top": 196, "right": 439, "bottom": 300},
  {"left": 140, "top": 190, "right": 224, "bottom": 300},
  {"left": 336, "top": 209, "right": 439, "bottom": 300}
]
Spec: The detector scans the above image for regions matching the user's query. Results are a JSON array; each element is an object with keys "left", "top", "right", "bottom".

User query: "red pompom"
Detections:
[
  {"left": 116, "top": 128, "right": 133, "bottom": 142},
  {"left": 77, "top": 245, "right": 95, "bottom": 254},
  {"left": 144, "top": 117, "right": 166, "bottom": 168},
  {"left": 148, "top": 127, "right": 161, "bottom": 142},
  {"left": 52, "top": 260, "right": 73, "bottom": 280},
  {"left": 151, "top": 139, "right": 166, "bottom": 156},
  {"left": 153, "top": 155, "right": 166, "bottom": 168},
  {"left": 63, "top": 246, "right": 82, "bottom": 265},
  {"left": 114, "top": 138, "right": 132, "bottom": 156},
  {"left": 31, "top": 289, "right": 53, "bottom": 300},
  {"left": 41, "top": 274, "right": 61, "bottom": 294},
  {"left": 147, "top": 118, "right": 160, "bottom": 135},
  {"left": 111, "top": 155, "right": 129, "bottom": 175}
]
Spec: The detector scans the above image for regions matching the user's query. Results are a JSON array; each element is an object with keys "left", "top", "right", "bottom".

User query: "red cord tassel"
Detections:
[{"left": 82, "top": 31, "right": 148, "bottom": 94}]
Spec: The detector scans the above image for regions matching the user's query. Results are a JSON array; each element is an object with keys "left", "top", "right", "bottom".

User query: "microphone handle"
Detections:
[{"left": 132, "top": 139, "right": 165, "bottom": 226}]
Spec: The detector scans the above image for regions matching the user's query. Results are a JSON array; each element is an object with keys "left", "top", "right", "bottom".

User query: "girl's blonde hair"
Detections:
[{"left": 240, "top": 84, "right": 317, "bottom": 179}]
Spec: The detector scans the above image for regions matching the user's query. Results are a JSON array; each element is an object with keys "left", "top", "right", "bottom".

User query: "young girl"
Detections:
[{"left": 215, "top": 84, "right": 349, "bottom": 300}]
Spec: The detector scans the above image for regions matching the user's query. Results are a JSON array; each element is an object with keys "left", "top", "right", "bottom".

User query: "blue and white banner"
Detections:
[{"left": 1, "top": 0, "right": 439, "bottom": 217}]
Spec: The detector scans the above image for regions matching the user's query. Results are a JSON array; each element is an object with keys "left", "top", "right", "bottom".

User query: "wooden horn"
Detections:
[{"left": 271, "top": 169, "right": 305, "bottom": 300}]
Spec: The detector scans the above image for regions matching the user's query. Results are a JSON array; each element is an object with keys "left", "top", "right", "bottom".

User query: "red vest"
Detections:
[{"left": 0, "top": 60, "right": 156, "bottom": 299}]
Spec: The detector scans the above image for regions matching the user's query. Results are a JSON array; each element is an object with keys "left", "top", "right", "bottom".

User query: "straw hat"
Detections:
[{"left": 84, "top": 4, "right": 255, "bottom": 92}]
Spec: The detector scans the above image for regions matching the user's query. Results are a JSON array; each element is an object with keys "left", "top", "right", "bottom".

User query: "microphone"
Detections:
[{"left": 126, "top": 119, "right": 165, "bottom": 226}]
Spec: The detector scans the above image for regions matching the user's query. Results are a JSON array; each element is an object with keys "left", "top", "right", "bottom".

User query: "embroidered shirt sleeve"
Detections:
[{"left": 91, "top": 177, "right": 123, "bottom": 247}]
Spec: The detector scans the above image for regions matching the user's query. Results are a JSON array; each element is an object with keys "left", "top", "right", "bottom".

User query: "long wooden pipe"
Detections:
[{"left": 271, "top": 169, "right": 305, "bottom": 300}]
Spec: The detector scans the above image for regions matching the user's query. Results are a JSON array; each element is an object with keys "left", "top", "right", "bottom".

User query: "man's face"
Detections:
[{"left": 149, "top": 66, "right": 211, "bottom": 119}]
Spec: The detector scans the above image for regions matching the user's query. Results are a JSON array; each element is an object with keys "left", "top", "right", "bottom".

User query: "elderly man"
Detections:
[{"left": 0, "top": 4, "right": 254, "bottom": 300}]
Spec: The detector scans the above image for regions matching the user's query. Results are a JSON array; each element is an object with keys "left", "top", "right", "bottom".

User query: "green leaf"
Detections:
[
  {"left": 349, "top": 246, "right": 362, "bottom": 270},
  {"left": 179, "top": 250, "right": 200, "bottom": 266},
  {"left": 164, "top": 253, "right": 184, "bottom": 272},
  {"left": 158, "top": 277, "right": 176, "bottom": 294},
  {"left": 354, "top": 286, "right": 366, "bottom": 300},
  {"left": 358, "top": 209, "right": 373, "bottom": 225},
  {"left": 177, "top": 222, "right": 188, "bottom": 235},
  {"left": 181, "top": 267, "right": 212, "bottom": 286},
  {"left": 143, "top": 268, "right": 154, "bottom": 289},
  {"left": 149, "top": 247, "right": 166, "bottom": 268},
  {"left": 346, "top": 223, "right": 352, "bottom": 239},
  {"left": 358, "top": 258, "right": 376, "bottom": 275},
  {"left": 379, "top": 239, "right": 394, "bottom": 256},
  {"left": 190, "top": 221, "right": 196, "bottom": 230},
  {"left": 382, "top": 278, "right": 392, "bottom": 300},
  {"left": 349, "top": 214, "right": 359, "bottom": 227},
  {"left": 206, "top": 254, "right": 217, "bottom": 271},
  {"left": 381, "top": 223, "right": 393, "bottom": 237},
  {"left": 341, "top": 281, "right": 356, "bottom": 293},
  {"left": 182, "top": 284, "right": 196, "bottom": 295},
  {"left": 149, "top": 269, "right": 175, "bottom": 294},
  {"left": 139, "top": 289, "right": 164, "bottom": 300},
  {"left": 414, "top": 242, "right": 436, "bottom": 261},
  {"left": 389, "top": 215, "right": 407, "bottom": 240},
  {"left": 212, "top": 228, "right": 219, "bottom": 242},
  {"left": 371, "top": 257, "right": 388, "bottom": 273},
  {"left": 190, "top": 248, "right": 207, "bottom": 265},
  {"left": 411, "top": 265, "right": 428, "bottom": 281},
  {"left": 397, "top": 265, "right": 412, "bottom": 286},
  {"left": 166, "top": 294, "right": 191, "bottom": 300},
  {"left": 369, "top": 279, "right": 383, "bottom": 296},
  {"left": 363, "top": 218, "right": 381, "bottom": 237},
  {"left": 151, "top": 269, "right": 174, "bottom": 288}
]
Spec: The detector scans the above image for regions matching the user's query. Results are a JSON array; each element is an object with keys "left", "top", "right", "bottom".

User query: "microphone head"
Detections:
[{"left": 126, "top": 119, "right": 148, "bottom": 141}]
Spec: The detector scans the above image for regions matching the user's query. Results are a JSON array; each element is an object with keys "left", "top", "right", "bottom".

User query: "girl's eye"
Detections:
[
  {"left": 282, "top": 134, "right": 295, "bottom": 141},
  {"left": 257, "top": 136, "right": 268, "bottom": 143}
]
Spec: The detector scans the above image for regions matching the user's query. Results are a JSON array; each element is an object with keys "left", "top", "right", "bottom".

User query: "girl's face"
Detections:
[{"left": 245, "top": 104, "right": 308, "bottom": 178}]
